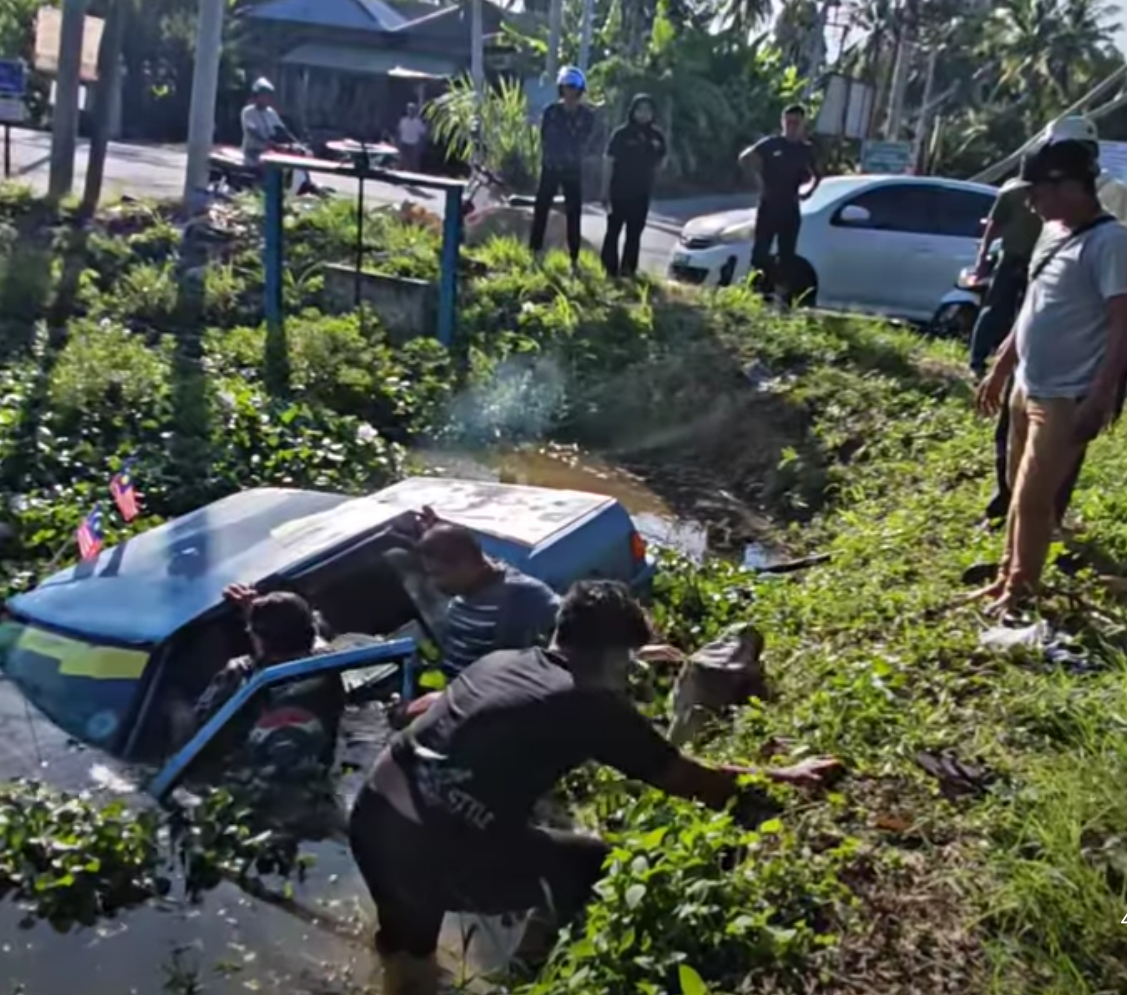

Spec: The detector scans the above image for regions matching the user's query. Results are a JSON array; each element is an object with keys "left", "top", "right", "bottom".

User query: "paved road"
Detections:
[{"left": 2, "top": 127, "right": 750, "bottom": 275}]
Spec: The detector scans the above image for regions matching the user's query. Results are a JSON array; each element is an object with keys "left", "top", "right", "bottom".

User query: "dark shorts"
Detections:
[{"left": 348, "top": 786, "right": 608, "bottom": 958}]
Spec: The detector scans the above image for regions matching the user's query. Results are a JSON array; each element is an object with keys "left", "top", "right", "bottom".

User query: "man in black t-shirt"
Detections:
[
  {"left": 739, "top": 104, "right": 820, "bottom": 302},
  {"left": 348, "top": 580, "right": 840, "bottom": 994}
]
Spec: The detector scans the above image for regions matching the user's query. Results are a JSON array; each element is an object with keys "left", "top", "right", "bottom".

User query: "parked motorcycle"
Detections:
[{"left": 928, "top": 238, "right": 1002, "bottom": 341}]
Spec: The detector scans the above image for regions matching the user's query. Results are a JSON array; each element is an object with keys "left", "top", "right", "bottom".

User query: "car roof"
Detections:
[
  {"left": 8, "top": 479, "right": 614, "bottom": 646},
  {"left": 807, "top": 173, "right": 998, "bottom": 203}
]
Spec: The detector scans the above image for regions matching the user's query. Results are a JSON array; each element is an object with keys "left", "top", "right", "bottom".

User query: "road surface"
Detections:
[{"left": 1, "top": 127, "right": 752, "bottom": 276}]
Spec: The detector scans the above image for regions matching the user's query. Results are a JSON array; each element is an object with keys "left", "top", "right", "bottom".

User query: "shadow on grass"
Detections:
[
  {"left": 0, "top": 224, "right": 89, "bottom": 491},
  {"left": 167, "top": 228, "right": 214, "bottom": 515}
]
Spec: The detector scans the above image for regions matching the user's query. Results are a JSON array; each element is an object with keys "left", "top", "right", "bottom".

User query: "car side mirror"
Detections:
[{"left": 838, "top": 204, "right": 872, "bottom": 226}]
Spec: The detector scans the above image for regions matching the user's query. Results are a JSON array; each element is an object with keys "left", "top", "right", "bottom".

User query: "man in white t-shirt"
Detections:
[
  {"left": 241, "top": 78, "right": 293, "bottom": 166},
  {"left": 396, "top": 102, "right": 427, "bottom": 173}
]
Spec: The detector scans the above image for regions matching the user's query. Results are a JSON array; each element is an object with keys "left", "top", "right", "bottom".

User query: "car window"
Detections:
[
  {"left": 0, "top": 619, "right": 151, "bottom": 751},
  {"left": 833, "top": 185, "right": 994, "bottom": 238}
]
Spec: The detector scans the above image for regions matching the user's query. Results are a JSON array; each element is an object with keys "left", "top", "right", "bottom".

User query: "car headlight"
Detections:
[{"left": 680, "top": 232, "right": 719, "bottom": 249}]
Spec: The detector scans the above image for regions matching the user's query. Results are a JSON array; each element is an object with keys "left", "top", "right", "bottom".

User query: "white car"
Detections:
[{"left": 668, "top": 174, "right": 999, "bottom": 322}]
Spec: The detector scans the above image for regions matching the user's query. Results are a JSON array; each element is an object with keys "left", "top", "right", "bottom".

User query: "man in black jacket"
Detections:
[
  {"left": 529, "top": 66, "right": 596, "bottom": 268},
  {"left": 600, "top": 94, "right": 667, "bottom": 277}
]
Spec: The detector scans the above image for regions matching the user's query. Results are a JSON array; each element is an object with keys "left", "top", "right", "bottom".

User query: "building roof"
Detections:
[
  {"left": 280, "top": 43, "right": 460, "bottom": 77},
  {"left": 247, "top": 0, "right": 411, "bottom": 32}
]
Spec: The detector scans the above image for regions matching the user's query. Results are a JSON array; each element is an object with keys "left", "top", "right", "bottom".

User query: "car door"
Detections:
[{"left": 818, "top": 184, "right": 992, "bottom": 319}]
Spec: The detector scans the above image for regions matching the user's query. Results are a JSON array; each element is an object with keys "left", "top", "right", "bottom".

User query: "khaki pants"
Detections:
[{"left": 999, "top": 385, "right": 1086, "bottom": 593}]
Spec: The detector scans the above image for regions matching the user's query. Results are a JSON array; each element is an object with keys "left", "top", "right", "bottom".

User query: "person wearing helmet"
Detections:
[
  {"left": 972, "top": 138, "right": 1127, "bottom": 613},
  {"left": 1042, "top": 115, "right": 1127, "bottom": 221},
  {"left": 241, "top": 77, "right": 295, "bottom": 167},
  {"left": 529, "top": 66, "right": 596, "bottom": 268}
]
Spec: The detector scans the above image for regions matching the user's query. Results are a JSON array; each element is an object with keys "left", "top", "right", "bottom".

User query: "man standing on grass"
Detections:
[
  {"left": 739, "top": 104, "right": 820, "bottom": 302},
  {"left": 973, "top": 139, "right": 1127, "bottom": 613},
  {"left": 969, "top": 176, "right": 1043, "bottom": 524}
]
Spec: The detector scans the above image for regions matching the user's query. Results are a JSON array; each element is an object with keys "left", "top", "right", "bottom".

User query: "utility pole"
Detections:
[
  {"left": 578, "top": 0, "right": 595, "bottom": 72},
  {"left": 183, "top": 0, "right": 226, "bottom": 211},
  {"left": 883, "top": 14, "right": 913, "bottom": 140},
  {"left": 470, "top": 0, "right": 484, "bottom": 95},
  {"left": 546, "top": 0, "right": 563, "bottom": 81},
  {"left": 48, "top": 0, "right": 88, "bottom": 201},
  {"left": 81, "top": 0, "right": 125, "bottom": 217},
  {"left": 912, "top": 46, "right": 938, "bottom": 173}
]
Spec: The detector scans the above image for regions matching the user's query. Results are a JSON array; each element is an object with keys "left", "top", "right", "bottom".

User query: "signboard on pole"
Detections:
[
  {"left": 34, "top": 7, "right": 104, "bottom": 83},
  {"left": 861, "top": 139, "right": 915, "bottom": 175},
  {"left": 0, "top": 59, "right": 27, "bottom": 124}
]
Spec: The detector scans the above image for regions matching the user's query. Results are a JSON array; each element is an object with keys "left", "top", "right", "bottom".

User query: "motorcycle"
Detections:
[
  {"left": 928, "top": 238, "right": 1001, "bottom": 341},
  {"left": 208, "top": 141, "right": 331, "bottom": 199}
]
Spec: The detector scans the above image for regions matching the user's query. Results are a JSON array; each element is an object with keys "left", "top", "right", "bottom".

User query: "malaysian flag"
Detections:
[
  {"left": 110, "top": 462, "right": 140, "bottom": 522},
  {"left": 76, "top": 505, "right": 105, "bottom": 562}
]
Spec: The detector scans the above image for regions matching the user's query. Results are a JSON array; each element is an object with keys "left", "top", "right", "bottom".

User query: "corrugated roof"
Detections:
[
  {"left": 281, "top": 43, "right": 459, "bottom": 77},
  {"left": 247, "top": 0, "right": 409, "bottom": 32}
]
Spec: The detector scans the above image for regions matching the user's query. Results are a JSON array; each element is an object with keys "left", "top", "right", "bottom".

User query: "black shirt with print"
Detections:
[
  {"left": 751, "top": 135, "right": 816, "bottom": 205},
  {"left": 386, "top": 647, "right": 680, "bottom": 837}
]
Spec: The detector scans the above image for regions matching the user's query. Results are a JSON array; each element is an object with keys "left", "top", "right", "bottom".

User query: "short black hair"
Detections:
[
  {"left": 418, "top": 523, "right": 484, "bottom": 565},
  {"left": 783, "top": 104, "right": 807, "bottom": 118},
  {"left": 248, "top": 592, "right": 317, "bottom": 657},
  {"left": 555, "top": 580, "right": 652, "bottom": 653}
]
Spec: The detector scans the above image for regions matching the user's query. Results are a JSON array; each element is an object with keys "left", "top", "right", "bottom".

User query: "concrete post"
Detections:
[
  {"left": 48, "top": 0, "right": 88, "bottom": 201},
  {"left": 183, "top": 0, "right": 226, "bottom": 211}
]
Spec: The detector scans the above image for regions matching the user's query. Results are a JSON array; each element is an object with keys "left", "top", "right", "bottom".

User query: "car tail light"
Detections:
[{"left": 630, "top": 531, "right": 648, "bottom": 561}]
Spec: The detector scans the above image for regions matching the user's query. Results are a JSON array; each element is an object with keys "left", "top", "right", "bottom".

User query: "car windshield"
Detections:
[{"left": 0, "top": 618, "right": 150, "bottom": 751}]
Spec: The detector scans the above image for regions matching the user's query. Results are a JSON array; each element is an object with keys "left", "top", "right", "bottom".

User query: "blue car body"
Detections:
[{"left": 0, "top": 478, "right": 653, "bottom": 765}]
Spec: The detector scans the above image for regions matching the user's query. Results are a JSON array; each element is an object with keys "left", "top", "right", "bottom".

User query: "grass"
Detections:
[{"left": 0, "top": 183, "right": 1126, "bottom": 994}]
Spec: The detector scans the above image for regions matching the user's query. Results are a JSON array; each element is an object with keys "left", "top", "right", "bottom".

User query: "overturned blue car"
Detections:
[{"left": 0, "top": 477, "right": 654, "bottom": 798}]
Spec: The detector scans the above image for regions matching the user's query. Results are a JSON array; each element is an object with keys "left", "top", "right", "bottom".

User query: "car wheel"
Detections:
[
  {"left": 929, "top": 302, "right": 979, "bottom": 343},
  {"left": 790, "top": 258, "right": 818, "bottom": 307},
  {"left": 718, "top": 256, "right": 738, "bottom": 287}
]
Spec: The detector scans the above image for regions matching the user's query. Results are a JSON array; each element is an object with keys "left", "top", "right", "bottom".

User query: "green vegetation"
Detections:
[{"left": 2, "top": 185, "right": 1127, "bottom": 995}]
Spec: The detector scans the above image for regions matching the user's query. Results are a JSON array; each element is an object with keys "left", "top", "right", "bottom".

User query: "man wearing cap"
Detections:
[{"left": 974, "top": 138, "right": 1127, "bottom": 611}]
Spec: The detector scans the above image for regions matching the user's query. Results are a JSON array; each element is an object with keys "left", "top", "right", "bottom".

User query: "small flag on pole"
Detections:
[
  {"left": 110, "top": 462, "right": 140, "bottom": 523},
  {"left": 76, "top": 505, "right": 105, "bottom": 562}
]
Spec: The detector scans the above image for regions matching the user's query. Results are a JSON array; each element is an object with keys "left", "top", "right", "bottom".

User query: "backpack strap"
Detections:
[{"left": 1028, "top": 213, "right": 1116, "bottom": 285}]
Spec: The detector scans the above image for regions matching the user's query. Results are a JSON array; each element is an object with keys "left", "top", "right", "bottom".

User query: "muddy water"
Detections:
[{"left": 0, "top": 443, "right": 751, "bottom": 994}]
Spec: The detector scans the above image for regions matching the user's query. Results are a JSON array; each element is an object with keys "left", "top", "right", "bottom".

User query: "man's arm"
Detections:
[
  {"left": 975, "top": 218, "right": 999, "bottom": 272},
  {"left": 800, "top": 146, "right": 821, "bottom": 200},
  {"left": 651, "top": 754, "right": 840, "bottom": 810},
  {"left": 739, "top": 143, "right": 764, "bottom": 190},
  {"left": 976, "top": 331, "right": 1018, "bottom": 414},
  {"left": 1076, "top": 230, "right": 1127, "bottom": 440},
  {"left": 1078, "top": 294, "right": 1127, "bottom": 440}
]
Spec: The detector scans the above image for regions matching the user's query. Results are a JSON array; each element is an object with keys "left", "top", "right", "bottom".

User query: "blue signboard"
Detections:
[
  {"left": 861, "top": 140, "right": 914, "bottom": 176},
  {"left": 0, "top": 59, "right": 25, "bottom": 98}
]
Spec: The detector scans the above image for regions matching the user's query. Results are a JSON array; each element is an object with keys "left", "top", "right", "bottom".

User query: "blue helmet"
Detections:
[{"left": 556, "top": 66, "right": 586, "bottom": 92}]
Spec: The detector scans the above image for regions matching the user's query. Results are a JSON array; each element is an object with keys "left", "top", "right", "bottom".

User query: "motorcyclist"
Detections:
[{"left": 241, "top": 77, "right": 297, "bottom": 167}]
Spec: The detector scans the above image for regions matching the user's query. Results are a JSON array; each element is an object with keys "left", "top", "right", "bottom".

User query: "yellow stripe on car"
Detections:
[{"left": 13, "top": 625, "right": 148, "bottom": 680}]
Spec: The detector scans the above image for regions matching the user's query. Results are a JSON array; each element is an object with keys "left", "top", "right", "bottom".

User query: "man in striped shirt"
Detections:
[{"left": 418, "top": 524, "right": 560, "bottom": 678}]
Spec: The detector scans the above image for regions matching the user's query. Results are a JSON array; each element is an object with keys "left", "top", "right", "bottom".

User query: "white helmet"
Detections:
[
  {"left": 1042, "top": 115, "right": 1098, "bottom": 147},
  {"left": 251, "top": 77, "right": 275, "bottom": 95}
]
